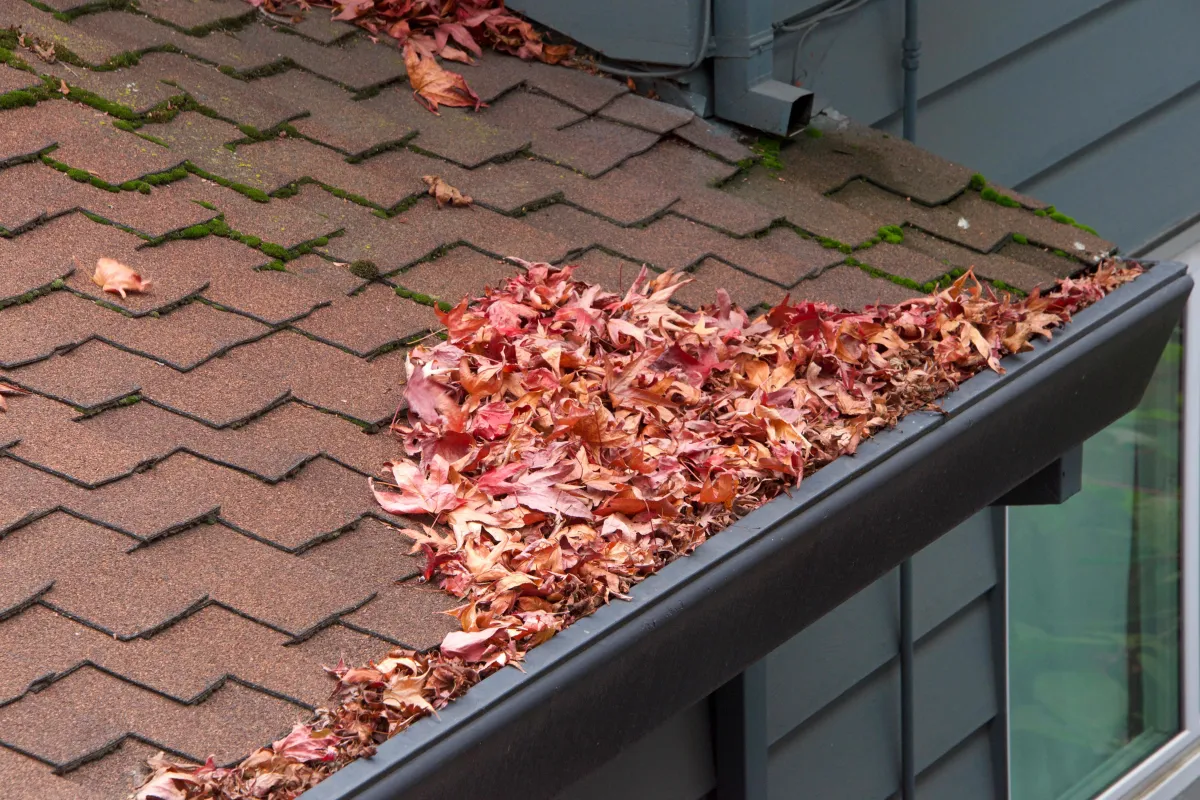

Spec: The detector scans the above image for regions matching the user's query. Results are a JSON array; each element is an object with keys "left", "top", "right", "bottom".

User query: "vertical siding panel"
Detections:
[
  {"left": 766, "top": 597, "right": 1000, "bottom": 800},
  {"left": 765, "top": 511, "right": 997, "bottom": 743},
  {"left": 552, "top": 701, "right": 716, "bottom": 800}
]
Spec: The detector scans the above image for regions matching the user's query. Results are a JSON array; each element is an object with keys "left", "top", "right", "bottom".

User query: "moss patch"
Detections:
[
  {"left": 349, "top": 259, "right": 380, "bottom": 280},
  {"left": 749, "top": 137, "right": 784, "bottom": 172},
  {"left": 877, "top": 224, "right": 904, "bottom": 245}
]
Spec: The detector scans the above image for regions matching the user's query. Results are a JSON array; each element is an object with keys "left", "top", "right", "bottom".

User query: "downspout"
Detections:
[
  {"left": 899, "top": 0, "right": 920, "bottom": 798},
  {"left": 711, "top": 0, "right": 814, "bottom": 136}
]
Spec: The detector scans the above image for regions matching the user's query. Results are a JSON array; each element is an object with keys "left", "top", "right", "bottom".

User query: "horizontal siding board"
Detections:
[
  {"left": 765, "top": 511, "right": 997, "bottom": 743},
  {"left": 553, "top": 701, "right": 715, "bottom": 800},
  {"left": 1018, "top": 83, "right": 1200, "bottom": 251},
  {"left": 509, "top": 0, "right": 704, "bottom": 64},
  {"left": 772, "top": 0, "right": 1111, "bottom": 126},
  {"left": 767, "top": 597, "right": 998, "bottom": 800},
  {"left": 873, "top": 0, "right": 1200, "bottom": 189},
  {"left": 900, "top": 725, "right": 997, "bottom": 800}
]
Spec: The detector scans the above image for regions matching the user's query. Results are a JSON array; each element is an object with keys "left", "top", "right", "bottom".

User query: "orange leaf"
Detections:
[
  {"left": 92, "top": 257, "right": 151, "bottom": 299},
  {"left": 697, "top": 473, "right": 736, "bottom": 506},
  {"left": 403, "top": 44, "right": 482, "bottom": 114}
]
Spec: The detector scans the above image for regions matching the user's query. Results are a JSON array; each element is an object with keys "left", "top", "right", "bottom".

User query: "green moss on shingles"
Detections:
[
  {"left": 395, "top": 286, "right": 436, "bottom": 306},
  {"left": 969, "top": 173, "right": 987, "bottom": 191},
  {"left": 877, "top": 224, "right": 904, "bottom": 244},
  {"left": 803, "top": 126, "right": 823, "bottom": 139},
  {"left": 349, "top": 260, "right": 380, "bottom": 280},
  {"left": 193, "top": 200, "right": 218, "bottom": 211},
  {"left": 846, "top": 256, "right": 925, "bottom": 293},
  {"left": 750, "top": 138, "right": 784, "bottom": 172},
  {"left": 185, "top": 165, "right": 270, "bottom": 202},
  {"left": 260, "top": 242, "right": 289, "bottom": 259},
  {"left": 1053, "top": 249, "right": 1069, "bottom": 258},
  {"left": 1011, "top": 233, "right": 1028, "bottom": 245},
  {"left": 990, "top": 279, "right": 1027, "bottom": 297},
  {"left": 0, "top": 89, "right": 40, "bottom": 110},
  {"left": 259, "top": 260, "right": 287, "bottom": 271}
]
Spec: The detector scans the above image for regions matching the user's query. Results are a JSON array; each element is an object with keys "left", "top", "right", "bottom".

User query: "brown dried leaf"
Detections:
[
  {"left": 422, "top": 175, "right": 473, "bottom": 208},
  {"left": 403, "top": 44, "right": 482, "bottom": 114}
]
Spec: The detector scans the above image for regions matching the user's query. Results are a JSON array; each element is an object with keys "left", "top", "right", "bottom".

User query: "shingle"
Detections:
[
  {"left": 257, "top": 70, "right": 414, "bottom": 155},
  {"left": 0, "top": 64, "right": 41, "bottom": 94},
  {"left": 598, "top": 92, "right": 695, "bottom": 134},
  {"left": 531, "top": 117, "right": 661, "bottom": 178},
  {"left": 0, "top": 665, "right": 300, "bottom": 767},
  {"left": 343, "top": 580, "right": 463, "bottom": 650},
  {"left": 673, "top": 259, "right": 787, "bottom": 311},
  {"left": 135, "top": 0, "right": 253, "bottom": 31},
  {"left": 673, "top": 116, "right": 754, "bottom": 163},
  {"left": 360, "top": 86, "right": 530, "bottom": 168},
  {"left": 295, "top": 283, "right": 434, "bottom": 357},
  {"left": 778, "top": 123, "right": 974, "bottom": 204},
  {"left": 792, "top": 265, "right": 920, "bottom": 309},
  {"left": 725, "top": 171, "right": 886, "bottom": 246},
  {"left": 853, "top": 241, "right": 950, "bottom": 286},
  {"left": 392, "top": 247, "right": 519, "bottom": 305},
  {"left": 522, "top": 59, "right": 628, "bottom": 113}
]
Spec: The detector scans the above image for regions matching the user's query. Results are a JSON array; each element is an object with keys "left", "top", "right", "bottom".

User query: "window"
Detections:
[
  {"left": 1008, "top": 325, "right": 1184, "bottom": 800},
  {"left": 1007, "top": 240, "right": 1198, "bottom": 800}
]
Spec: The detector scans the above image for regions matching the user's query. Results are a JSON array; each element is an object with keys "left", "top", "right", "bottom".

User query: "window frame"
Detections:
[{"left": 1004, "top": 237, "right": 1200, "bottom": 800}]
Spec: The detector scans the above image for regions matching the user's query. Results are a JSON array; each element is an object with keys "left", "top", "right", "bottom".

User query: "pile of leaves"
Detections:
[
  {"left": 248, "top": 0, "right": 573, "bottom": 112},
  {"left": 135, "top": 260, "right": 1141, "bottom": 800}
]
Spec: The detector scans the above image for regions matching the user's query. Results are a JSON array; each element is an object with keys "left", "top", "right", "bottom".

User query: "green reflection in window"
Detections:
[{"left": 1009, "top": 326, "right": 1183, "bottom": 800}]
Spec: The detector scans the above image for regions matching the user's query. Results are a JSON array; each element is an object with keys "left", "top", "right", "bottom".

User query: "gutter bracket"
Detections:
[
  {"left": 991, "top": 445, "right": 1085, "bottom": 506},
  {"left": 713, "top": 0, "right": 813, "bottom": 136}
]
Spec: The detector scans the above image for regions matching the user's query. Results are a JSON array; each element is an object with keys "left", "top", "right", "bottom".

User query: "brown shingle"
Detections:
[{"left": 793, "top": 265, "right": 921, "bottom": 309}]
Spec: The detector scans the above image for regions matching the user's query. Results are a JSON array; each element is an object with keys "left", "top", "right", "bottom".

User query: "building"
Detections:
[{"left": 0, "top": 1, "right": 1194, "bottom": 800}]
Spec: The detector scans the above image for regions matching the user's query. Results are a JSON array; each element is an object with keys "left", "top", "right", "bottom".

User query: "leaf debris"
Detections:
[
  {"left": 91, "top": 257, "right": 152, "bottom": 299},
  {"left": 244, "top": 1, "right": 574, "bottom": 112},
  {"left": 134, "top": 259, "right": 1143, "bottom": 799},
  {"left": 422, "top": 175, "right": 473, "bottom": 208}
]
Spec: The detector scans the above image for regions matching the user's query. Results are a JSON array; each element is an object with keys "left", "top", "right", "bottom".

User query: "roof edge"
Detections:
[{"left": 303, "top": 261, "right": 1193, "bottom": 800}]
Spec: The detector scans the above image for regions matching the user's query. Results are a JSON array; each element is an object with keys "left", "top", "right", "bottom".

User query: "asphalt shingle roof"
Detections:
[{"left": 0, "top": 3, "right": 1117, "bottom": 796}]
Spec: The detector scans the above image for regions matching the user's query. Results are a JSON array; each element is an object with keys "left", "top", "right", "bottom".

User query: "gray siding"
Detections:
[
  {"left": 555, "top": 509, "right": 1004, "bottom": 800},
  {"left": 777, "top": 0, "right": 1200, "bottom": 251},
  {"left": 553, "top": 700, "right": 716, "bottom": 800},
  {"left": 764, "top": 509, "right": 1005, "bottom": 799}
]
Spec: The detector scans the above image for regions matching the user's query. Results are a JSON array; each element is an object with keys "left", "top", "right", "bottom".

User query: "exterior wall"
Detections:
[
  {"left": 764, "top": 508, "right": 1006, "bottom": 799},
  {"left": 775, "top": 0, "right": 1200, "bottom": 252},
  {"left": 510, "top": 0, "right": 1200, "bottom": 250},
  {"left": 552, "top": 509, "right": 1005, "bottom": 800}
]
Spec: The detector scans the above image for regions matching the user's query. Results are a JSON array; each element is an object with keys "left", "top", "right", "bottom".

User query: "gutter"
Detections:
[{"left": 303, "top": 261, "right": 1192, "bottom": 800}]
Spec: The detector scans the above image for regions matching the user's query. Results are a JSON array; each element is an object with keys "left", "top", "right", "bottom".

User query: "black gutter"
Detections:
[{"left": 303, "top": 261, "right": 1192, "bottom": 800}]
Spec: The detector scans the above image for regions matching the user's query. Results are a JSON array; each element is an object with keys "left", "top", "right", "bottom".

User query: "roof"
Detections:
[{"left": 0, "top": 3, "right": 1121, "bottom": 797}]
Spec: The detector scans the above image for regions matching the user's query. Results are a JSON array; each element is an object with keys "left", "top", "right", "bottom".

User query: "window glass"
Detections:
[{"left": 1009, "top": 326, "right": 1184, "bottom": 800}]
